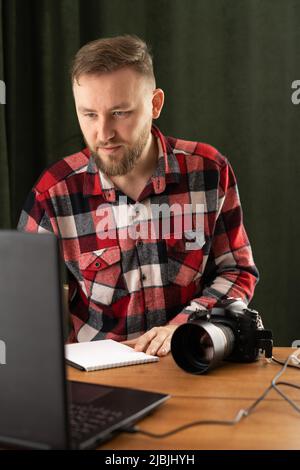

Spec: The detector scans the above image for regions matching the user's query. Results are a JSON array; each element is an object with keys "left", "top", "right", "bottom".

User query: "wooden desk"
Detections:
[{"left": 67, "top": 347, "right": 300, "bottom": 450}]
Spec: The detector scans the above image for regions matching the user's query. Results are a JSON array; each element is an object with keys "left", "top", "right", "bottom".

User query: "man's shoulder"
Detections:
[
  {"left": 167, "top": 135, "right": 227, "bottom": 168},
  {"left": 35, "top": 149, "right": 90, "bottom": 193}
]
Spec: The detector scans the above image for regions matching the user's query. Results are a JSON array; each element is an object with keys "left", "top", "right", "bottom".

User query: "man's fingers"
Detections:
[
  {"left": 134, "top": 325, "right": 178, "bottom": 356},
  {"left": 145, "top": 335, "right": 166, "bottom": 356},
  {"left": 134, "top": 328, "right": 158, "bottom": 352},
  {"left": 157, "top": 338, "right": 171, "bottom": 357}
]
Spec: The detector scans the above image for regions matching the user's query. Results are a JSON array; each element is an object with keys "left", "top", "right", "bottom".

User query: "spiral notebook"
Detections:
[{"left": 65, "top": 339, "right": 159, "bottom": 371}]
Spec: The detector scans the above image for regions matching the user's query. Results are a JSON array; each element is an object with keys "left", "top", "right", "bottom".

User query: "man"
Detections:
[{"left": 18, "top": 35, "right": 258, "bottom": 357}]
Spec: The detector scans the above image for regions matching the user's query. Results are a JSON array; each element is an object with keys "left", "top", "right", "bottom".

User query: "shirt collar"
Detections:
[
  {"left": 82, "top": 124, "right": 180, "bottom": 200},
  {"left": 150, "top": 124, "right": 180, "bottom": 194}
]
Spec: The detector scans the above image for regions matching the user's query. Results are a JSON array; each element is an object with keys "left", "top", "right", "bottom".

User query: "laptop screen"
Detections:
[{"left": 0, "top": 231, "right": 169, "bottom": 449}]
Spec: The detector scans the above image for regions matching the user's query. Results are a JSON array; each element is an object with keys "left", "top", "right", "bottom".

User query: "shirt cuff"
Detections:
[{"left": 167, "top": 298, "right": 215, "bottom": 325}]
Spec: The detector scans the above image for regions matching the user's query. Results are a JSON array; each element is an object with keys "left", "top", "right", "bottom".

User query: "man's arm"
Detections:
[
  {"left": 130, "top": 160, "right": 258, "bottom": 356},
  {"left": 17, "top": 189, "right": 57, "bottom": 235},
  {"left": 169, "top": 160, "right": 258, "bottom": 324}
]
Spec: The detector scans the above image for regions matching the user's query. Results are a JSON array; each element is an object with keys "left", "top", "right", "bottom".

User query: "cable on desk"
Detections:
[
  {"left": 272, "top": 356, "right": 300, "bottom": 369},
  {"left": 124, "top": 409, "right": 247, "bottom": 438},
  {"left": 123, "top": 350, "right": 300, "bottom": 439}
]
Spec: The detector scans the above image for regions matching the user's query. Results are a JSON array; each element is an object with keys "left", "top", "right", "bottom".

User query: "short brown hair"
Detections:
[{"left": 71, "top": 34, "right": 155, "bottom": 86}]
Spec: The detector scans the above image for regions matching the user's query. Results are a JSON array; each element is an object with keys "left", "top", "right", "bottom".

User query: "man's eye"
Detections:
[
  {"left": 112, "top": 111, "right": 130, "bottom": 117},
  {"left": 85, "top": 113, "right": 97, "bottom": 119}
]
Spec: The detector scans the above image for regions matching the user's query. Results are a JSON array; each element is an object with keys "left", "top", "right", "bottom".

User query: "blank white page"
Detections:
[{"left": 65, "top": 339, "right": 159, "bottom": 371}]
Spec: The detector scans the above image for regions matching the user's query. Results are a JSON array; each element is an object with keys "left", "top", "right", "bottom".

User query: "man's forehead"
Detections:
[{"left": 73, "top": 70, "right": 149, "bottom": 106}]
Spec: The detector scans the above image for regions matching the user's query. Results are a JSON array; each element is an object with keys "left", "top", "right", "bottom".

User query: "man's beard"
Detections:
[{"left": 89, "top": 121, "right": 151, "bottom": 177}]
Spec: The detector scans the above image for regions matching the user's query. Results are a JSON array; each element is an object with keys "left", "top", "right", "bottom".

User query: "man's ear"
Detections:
[{"left": 152, "top": 88, "right": 165, "bottom": 119}]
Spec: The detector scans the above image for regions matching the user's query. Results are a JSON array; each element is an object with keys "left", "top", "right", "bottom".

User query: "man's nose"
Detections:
[{"left": 96, "top": 118, "right": 115, "bottom": 143}]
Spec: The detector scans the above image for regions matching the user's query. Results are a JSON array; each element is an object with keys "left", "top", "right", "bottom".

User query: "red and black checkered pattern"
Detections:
[{"left": 18, "top": 125, "right": 258, "bottom": 342}]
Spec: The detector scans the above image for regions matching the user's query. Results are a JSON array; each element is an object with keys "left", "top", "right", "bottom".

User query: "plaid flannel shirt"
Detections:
[{"left": 18, "top": 125, "right": 258, "bottom": 342}]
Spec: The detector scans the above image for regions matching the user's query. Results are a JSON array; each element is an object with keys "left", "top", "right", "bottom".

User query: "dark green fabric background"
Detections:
[{"left": 1, "top": 0, "right": 300, "bottom": 345}]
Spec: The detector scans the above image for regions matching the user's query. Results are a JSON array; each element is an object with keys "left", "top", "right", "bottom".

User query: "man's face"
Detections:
[{"left": 73, "top": 67, "right": 161, "bottom": 176}]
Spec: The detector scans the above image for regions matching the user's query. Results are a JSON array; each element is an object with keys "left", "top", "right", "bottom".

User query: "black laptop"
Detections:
[{"left": 0, "top": 231, "right": 169, "bottom": 450}]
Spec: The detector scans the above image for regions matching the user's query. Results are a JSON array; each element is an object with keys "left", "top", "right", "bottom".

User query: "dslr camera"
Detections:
[{"left": 171, "top": 299, "right": 273, "bottom": 374}]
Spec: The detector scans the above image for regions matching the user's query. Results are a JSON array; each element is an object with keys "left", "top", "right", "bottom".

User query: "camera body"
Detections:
[
  {"left": 171, "top": 298, "right": 273, "bottom": 374},
  {"left": 188, "top": 299, "right": 273, "bottom": 362}
]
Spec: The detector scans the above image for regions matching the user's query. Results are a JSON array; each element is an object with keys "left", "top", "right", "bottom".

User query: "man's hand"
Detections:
[{"left": 122, "top": 325, "right": 179, "bottom": 357}]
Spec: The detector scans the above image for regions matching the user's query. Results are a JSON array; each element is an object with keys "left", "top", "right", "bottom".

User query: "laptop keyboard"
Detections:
[{"left": 70, "top": 403, "right": 124, "bottom": 443}]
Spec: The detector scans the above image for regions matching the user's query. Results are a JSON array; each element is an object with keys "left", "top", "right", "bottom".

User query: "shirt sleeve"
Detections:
[
  {"left": 168, "top": 159, "right": 259, "bottom": 325},
  {"left": 17, "top": 188, "right": 57, "bottom": 235}
]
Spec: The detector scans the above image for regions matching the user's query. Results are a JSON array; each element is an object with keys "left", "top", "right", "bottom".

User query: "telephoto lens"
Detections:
[{"left": 170, "top": 320, "right": 235, "bottom": 374}]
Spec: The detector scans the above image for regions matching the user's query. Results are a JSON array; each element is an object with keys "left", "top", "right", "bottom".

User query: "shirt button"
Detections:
[
  {"left": 142, "top": 273, "right": 147, "bottom": 281},
  {"left": 136, "top": 239, "right": 143, "bottom": 247},
  {"left": 95, "top": 262, "right": 101, "bottom": 268}
]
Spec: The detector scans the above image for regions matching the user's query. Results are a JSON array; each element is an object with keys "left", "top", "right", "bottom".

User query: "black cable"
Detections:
[
  {"left": 125, "top": 411, "right": 247, "bottom": 438},
  {"left": 272, "top": 356, "right": 300, "bottom": 369},
  {"left": 276, "top": 381, "right": 300, "bottom": 390}
]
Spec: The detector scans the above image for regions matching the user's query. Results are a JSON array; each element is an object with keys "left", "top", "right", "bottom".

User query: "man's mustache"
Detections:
[{"left": 96, "top": 142, "right": 123, "bottom": 148}]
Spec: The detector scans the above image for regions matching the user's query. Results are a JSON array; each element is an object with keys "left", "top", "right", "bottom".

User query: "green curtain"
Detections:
[{"left": 1, "top": 0, "right": 300, "bottom": 345}]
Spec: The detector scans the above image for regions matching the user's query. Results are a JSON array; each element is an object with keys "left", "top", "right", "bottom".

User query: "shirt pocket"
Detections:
[
  {"left": 79, "top": 246, "right": 126, "bottom": 306},
  {"left": 166, "top": 235, "right": 204, "bottom": 287}
]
